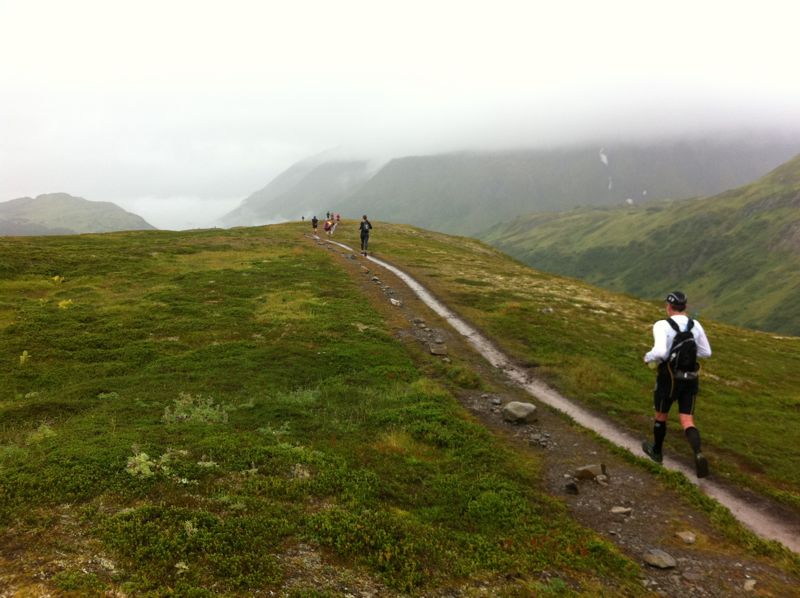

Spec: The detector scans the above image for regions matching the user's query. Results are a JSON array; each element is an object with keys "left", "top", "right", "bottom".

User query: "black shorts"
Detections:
[{"left": 653, "top": 373, "right": 698, "bottom": 415}]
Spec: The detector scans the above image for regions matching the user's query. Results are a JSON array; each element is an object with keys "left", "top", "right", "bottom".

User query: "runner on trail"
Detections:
[
  {"left": 642, "top": 291, "right": 712, "bottom": 477},
  {"left": 311, "top": 216, "right": 318, "bottom": 235},
  {"left": 359, "top": 214, "right": 372, "bottom": 256}
]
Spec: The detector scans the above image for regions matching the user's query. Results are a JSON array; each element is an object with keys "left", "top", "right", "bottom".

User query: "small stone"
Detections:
[
  {"left": 502, "top": 401, "right": 538, "bottom": 424},
  {"left": 611, "top": 506, "right": 632, "bottom": 515},
  {"left": 565, "top": 481, "right": 579, "bottom": 495},
  {"left": 743, "top": 579, "right": 756, "bottom": 592},
  {"left": 429, "top": 343, "right": 448, "bottom": 356},
  {"left": 574, "top": 464, "right": 607, "bottom": 480},
  {"left": 596, "top": 474, "right": 609, "bottom": 486},
  {"left": 491, "top": 398, "right": 502, "bottom": 405},
  {"left": 682, "top": 570, "right": 704, "bottom": 582},
  {"left": 675, "top": 531, "right": 696, "bottom": 545},
  {"left": 643, "top": 549, "right": 677, "bottom": 569},
  {"left": 389, "top": 298, "right": 402, "bottom": 307}
]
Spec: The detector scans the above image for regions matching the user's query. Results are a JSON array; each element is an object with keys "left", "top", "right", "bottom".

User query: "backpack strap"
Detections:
[{"left": 666, "top": 317, "right": 694, "bottom": 332}]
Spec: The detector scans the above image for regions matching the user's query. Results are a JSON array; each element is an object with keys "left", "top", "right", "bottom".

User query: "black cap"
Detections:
[{"left": 665, "top": 291, "right": 687, "bottom": 308}]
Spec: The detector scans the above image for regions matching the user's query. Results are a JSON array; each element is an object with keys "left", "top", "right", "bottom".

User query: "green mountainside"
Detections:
[
  {"left": 219, "top": 137, "right": 799, "bottom": 236},
  {"left": 334, "top": 138, "right": 799, "bottom": 235},
  {"left": 220, "top": 160, "right": 372, "bottom": 226},
  {"left": 480, "top": 154, "right": 800, "bottom": 335},
  {"left": 1, "top": 222, "right": 798, "bottom": 594},
  {"left": 0, "top": 193, "right": 155, "bottom": 235}
]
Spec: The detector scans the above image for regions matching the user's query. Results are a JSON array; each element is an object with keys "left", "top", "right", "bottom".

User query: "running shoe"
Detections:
[
  {"left": 694, "top": 452, "right": 709, "bottom": 478},
  {"left": 642, "top": 441, "right": 663, "bottom": 464}
]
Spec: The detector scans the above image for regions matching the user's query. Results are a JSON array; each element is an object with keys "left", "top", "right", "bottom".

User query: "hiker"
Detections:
[
  {"left": 323, "top": 218, "right": 333, "bottom": 237},
  {"left": 642, "top": 291, "right": 712, "bottom": 477},
  {"left": 359, "top": 214, "right": 372, "bottom": 256},
  {"left": 311, "top": 216, "right": 318, "bottom": 235}
]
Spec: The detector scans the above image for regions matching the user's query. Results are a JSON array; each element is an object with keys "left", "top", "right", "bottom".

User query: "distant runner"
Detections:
[
  {"left": 642, "top": 291, "right": 712, "bottom": 477},
  {"left": 311, "top": 215, "right": 318, "bottom": 235},
  {"left": 359, "top": 214, "right": 372, "bottom": 256}
]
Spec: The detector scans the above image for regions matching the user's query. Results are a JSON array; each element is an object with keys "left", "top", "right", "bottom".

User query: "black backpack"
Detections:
[{"left": 666, "top": 318, "right": 698, "bottom": 379}]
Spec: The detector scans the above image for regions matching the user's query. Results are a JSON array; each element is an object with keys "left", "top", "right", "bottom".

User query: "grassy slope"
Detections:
[
  {"left": 358, "top": 223, "right": 800, "bottom": 512},
  {"left": 480, "top": 155, "right": 800, "bottom": 335},
  {"left": 0, "top": 194, "right": 155, "bottom": 233},
  {"left": 0, "top": 226, "right": 643, "bottom": 595},
  {"left": 336, "top": 140, "right": 800, "bottom": 236}
]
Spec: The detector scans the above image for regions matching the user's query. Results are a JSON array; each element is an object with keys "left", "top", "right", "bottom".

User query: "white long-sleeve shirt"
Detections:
[{"left": 644, "top": 315, "right": 712, "bottom": 364}]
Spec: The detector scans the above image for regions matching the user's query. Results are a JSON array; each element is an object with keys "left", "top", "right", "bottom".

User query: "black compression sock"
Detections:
[
  {"left": 684, "top": 426, "right": 702, "bottom": 454},
  {"left": 653, "top": 421, "right": 667, "bottom": 452}
]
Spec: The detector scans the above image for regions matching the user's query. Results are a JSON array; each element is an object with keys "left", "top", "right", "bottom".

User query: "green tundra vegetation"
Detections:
[
  {"left": 1, "top": 222, "right": 798, "bottom": 595},
  {"left": 480, "top": 154, "right": 800, "bottom": 336}
]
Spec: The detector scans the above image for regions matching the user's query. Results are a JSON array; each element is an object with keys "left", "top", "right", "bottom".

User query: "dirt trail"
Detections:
[
  {"left": 365, "top": 252, "right": 800, "bottom": 554},
  {"left": 317, "top": 236, "right": 800, "bottom": 596}
]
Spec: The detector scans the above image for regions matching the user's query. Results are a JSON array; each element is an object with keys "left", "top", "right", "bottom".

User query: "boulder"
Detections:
[
  {"left": 643, "top": 548, "right": 677, "bottom": 569},
  {"left": 502, "top": 401, "right": 538, "bottom": 424}
]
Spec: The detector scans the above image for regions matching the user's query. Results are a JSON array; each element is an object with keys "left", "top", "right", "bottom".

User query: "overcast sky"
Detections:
[{"left": 2, "top": 0, "right": 800, "bottom": 229}]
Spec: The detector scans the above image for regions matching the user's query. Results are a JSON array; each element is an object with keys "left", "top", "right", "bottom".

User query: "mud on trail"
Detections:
[{"left": 318, "top": 237, "right": 800, "bottom": 597}]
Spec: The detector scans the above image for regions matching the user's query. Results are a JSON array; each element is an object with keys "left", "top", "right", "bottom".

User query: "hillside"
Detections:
[
  {"left": 220, "top": 159, "right": 372, "bottom": 226},
  {"left": 0, "top": 193, "right": 155, "bottom": 235},
  {"left": 480, "top": 154, "right": 800, "bottom": 335},
  {"left": 333, "top": 137, "right": 800, "bottom": 235},
  {"left": 1, "top": 223, "right": 798, "bottom": 594}
]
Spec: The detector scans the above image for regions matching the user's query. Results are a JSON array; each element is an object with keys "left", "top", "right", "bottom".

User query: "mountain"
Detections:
[
  {"left": 0, "top": 193, "right": 155, "bottom": 235},
  {"left": 219, "top": 159, "right": 372, "bottom": 226},
  {"left": 334, "top": 137, "right": 800, "bottom": 235},
  {"left": 480, "top": 154, "right": 800, "bottom": 335}
]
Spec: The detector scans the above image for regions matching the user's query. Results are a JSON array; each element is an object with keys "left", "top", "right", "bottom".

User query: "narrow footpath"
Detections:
[{"left": 321, "top": 236, "right": 799, "bottom": 555}]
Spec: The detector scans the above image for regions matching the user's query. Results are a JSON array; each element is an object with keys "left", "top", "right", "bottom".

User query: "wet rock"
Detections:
[
  {"left": 675, "top": 530, "right": 696, "bottom": 544},
  {"left": 502, "top": 401, "right": 538, "bottom": 424},
  {"left": 682, "top": 569, "right": 704, "bottom": 582},
  {"left": 643, "top": 549, "right": 677, "bottom": 569},
  {"left": 429, "top": 343, "right": 448, "bottom": 356},
  {"left": 574, "top": 464, "right": 607, "bottom": 480}
]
